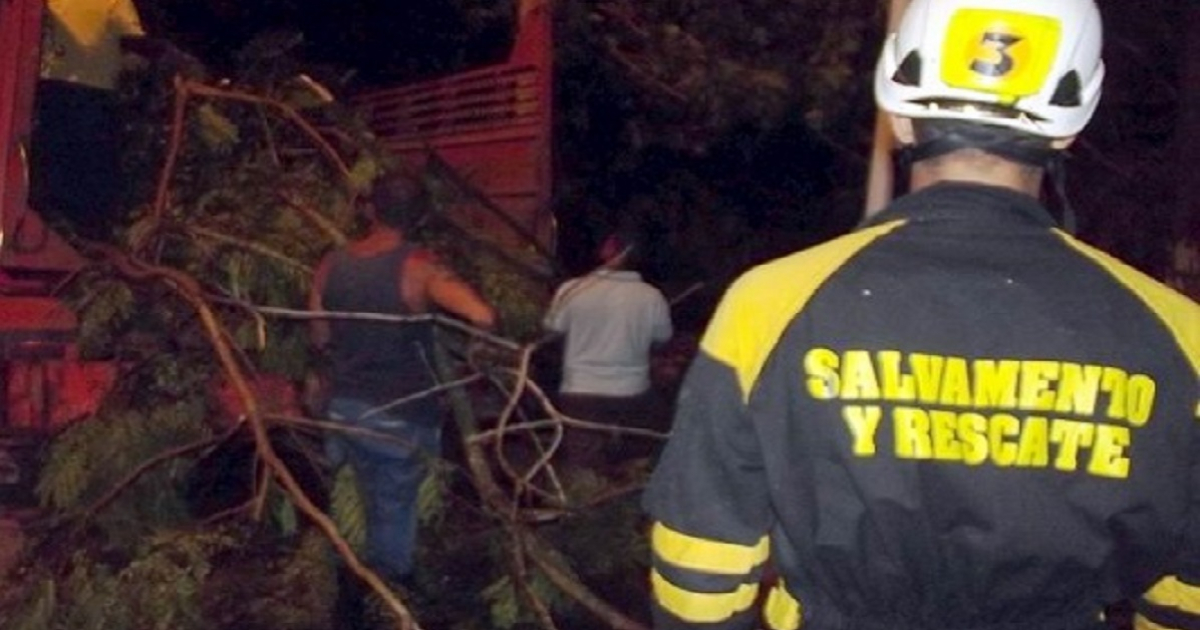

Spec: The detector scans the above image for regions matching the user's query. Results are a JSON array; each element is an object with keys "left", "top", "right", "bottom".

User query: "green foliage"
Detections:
[
  {"left": 36, "top": 400, "right": 212, "bottom": 548},
  {"left": 329, "top": 464, "right": 366, "bottom": 551},
  {"left": 3, "top": 529, "right": 238, "bottom": 630},
  {"left": 114, "top": 31, "right": 384, "bottom": 381},
  {"left": 198, "top": 526, "right": 337, "bottom": 629},
  {"left": 71, "top": 278, "right": 136, "bottom": 359},
  {"left": 195, "top": 104, "right": 241, "bottom": 149},
  {"left": 559, "top": 0, "right": 882, "bottom": 153},
  {"left": 2, "top": 525, "right": 337, "bottom": 630},
  {"left": 418, "top": 455, "right": 454, "bottom": 528},
  {"left": 483, "top": 570, "right": 565, "bottom": 630}
]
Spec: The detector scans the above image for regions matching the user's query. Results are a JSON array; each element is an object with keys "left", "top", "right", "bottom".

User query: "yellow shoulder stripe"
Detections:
[
  {"left": 1143, "top": 575, "right": 1200, "bottom": 615},
  {"left": 652, "top": 522, "right": 769, "bottom": 575},
  {"left": 1059, "top": 233, "right": 1200, "bottom": 419},
  {"left": 651, "top": 569, "right": 759, "bottom": 623},
  {"left": 702, "top": 221, "right": 905, "bottom": 402}
]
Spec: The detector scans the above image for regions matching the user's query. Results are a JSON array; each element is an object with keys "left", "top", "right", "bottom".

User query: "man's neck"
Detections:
[
  {"left": 910, "top": 155, "right": 1044, "bottom": 197},
  {"left": 350, "top": 225, "right": 404, "bottom": 253}
]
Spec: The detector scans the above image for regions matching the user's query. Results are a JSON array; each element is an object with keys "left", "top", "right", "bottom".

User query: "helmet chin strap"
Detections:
[
  {"left": 1045, "top": 156, "right": 1077, "bottom": 234},
  {"left": 899, "top": 128, "right": 1077, "bottom": 234}
]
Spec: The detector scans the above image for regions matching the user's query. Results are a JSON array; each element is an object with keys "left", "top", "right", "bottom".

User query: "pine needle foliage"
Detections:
[{"left": 36, "top": 400, "right": 212, "bottom": 548}]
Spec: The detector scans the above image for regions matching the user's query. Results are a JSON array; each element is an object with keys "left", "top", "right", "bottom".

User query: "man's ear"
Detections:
[
  {"left": 1051, "top": 135, "right": 1077, "bottom": 150},
  {"left": 889, "top": 114, "right": 915, "bottom": 146}
]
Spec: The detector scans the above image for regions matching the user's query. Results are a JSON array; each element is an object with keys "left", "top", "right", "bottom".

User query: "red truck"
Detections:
[{"left": 0, "top": 0, "right": 121, "bottom": 505}]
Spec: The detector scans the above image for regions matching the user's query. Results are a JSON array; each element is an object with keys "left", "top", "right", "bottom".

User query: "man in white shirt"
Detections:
[{"left": 544, "top": 229, "right": 673, "bottom": 469}]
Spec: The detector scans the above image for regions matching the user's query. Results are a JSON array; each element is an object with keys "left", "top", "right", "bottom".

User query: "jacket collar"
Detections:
[
  {"left": 596, "top": 269, "right": 643, "bottom": 281},
  {"left": 863, "top": 182, "right": 1059, "bottom": 230}
]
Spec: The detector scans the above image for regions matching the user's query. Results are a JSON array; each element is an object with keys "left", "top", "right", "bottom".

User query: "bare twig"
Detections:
[
  {"left": 238, "top": 302, "right": 522, "bottom": 352},
  {"left": 181, "top": 80, "right": 353, "bottom": 183},
  {"left": 278, "top": 190, "right": 349, "bottom": 246},
  {"left": 184, "top": 224, "right": 315, "bottom": 277},
  {"left": 140, "top": 74, "right": 191, "bottom": 254},
  {"left": 360, "top": 373, "right": 486, "bottom": 421},
  {"left": 435, "top": 343, "right": 652, "bottom": 630},
  {"left": 138, "top": 76, "right": 356, "bottom": 258}
]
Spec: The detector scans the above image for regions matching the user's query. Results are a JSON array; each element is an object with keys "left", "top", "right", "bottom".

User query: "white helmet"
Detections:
[{"left": 875, "top": 0, "right": 1104, "bottom": 139}]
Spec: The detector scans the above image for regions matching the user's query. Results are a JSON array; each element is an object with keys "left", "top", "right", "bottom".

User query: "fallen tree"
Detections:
[{"left": 0, "top": 38, "right": 670, "bottom": 630}]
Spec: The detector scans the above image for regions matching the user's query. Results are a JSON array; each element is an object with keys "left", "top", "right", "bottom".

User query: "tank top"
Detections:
[{"left": 320, "top": 244, "right": 437, "bottom": 410}]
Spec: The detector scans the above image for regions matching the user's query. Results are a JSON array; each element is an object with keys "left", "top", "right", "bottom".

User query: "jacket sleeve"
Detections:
[
  {"left": 1136, "top": 395, "right": 1200, "bottom": 630},
  {"left": 643, "top": 282, "right": 776, "bottom": 630},
  {"left": 1094, "top": 253, "right": 1200, "bottom": 624}
]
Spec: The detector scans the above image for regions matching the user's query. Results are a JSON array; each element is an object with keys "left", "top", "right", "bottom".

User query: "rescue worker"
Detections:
[{"left": 643, "top": 0, "right": 1200, "bottom": 629}]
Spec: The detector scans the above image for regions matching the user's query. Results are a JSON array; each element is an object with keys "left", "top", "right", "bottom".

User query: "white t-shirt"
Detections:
[{"left": 544, "top": 270, "right": 673, "bottom": 396}]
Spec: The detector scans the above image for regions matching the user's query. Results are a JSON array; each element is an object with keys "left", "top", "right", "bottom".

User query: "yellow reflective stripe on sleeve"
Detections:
[
  {"left": 1144, "top": 575, "right": 1200, "bottom": 615},
  {"left": 763, "top": 580, "right": 803, "bottom": 630},
  {"left": 1059, "top": 233, "right": 1200, "bottom": 395},
  {"left": 652, "top": 522, "right": 770, "bottom": 575},
  {"left": 651, "top": 568, "right": 759, "bottom": 623},
  {"left": 701, "top": 221, "right": 904, "bottom": 402}
]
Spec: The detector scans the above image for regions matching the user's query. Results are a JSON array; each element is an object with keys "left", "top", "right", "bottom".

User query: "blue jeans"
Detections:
[{"left": 326, "top": 397, "right": 441, "bottom": 580}]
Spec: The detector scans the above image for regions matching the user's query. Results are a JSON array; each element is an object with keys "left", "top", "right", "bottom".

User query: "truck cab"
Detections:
[{"left": 0, "top": 0, "right": 104, "bottom": 506}]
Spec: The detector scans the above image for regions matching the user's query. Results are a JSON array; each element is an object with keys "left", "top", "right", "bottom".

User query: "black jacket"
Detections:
[{"left": 644, "top": 183, "right": 1200, "bottom": 630}]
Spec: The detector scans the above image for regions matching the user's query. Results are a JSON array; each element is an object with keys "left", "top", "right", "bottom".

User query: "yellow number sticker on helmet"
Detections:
[{"left": 941, "top": 9, "right": 1062, "bottom": 105}]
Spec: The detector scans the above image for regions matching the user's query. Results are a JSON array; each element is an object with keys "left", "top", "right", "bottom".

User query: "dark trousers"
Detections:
[
  {"left": 29, "top": 80, "right": 121, "bottom": 240},
  {"left": 556, "top": 390, "right": 665, "bottom": 468}
]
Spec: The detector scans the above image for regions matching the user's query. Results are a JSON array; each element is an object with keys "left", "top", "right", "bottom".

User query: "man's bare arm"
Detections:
[
  {"left": 421, "top": 258, "right": 496, "bottom": 330},
  {"left": 308, "top": 255, "right": 332, "bottom": 348}
]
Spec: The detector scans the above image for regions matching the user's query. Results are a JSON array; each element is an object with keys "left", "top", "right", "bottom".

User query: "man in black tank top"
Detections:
[{"left": 308, "top": 174, "right": 494, "bottom": 590}]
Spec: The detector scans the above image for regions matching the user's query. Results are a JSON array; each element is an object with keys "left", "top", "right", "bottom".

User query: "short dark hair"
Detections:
[
  {"left": 913, "top": 118, "right": 1051, "bottom": 148},
  {"left": 599, "top": 226, "right": 645, "bottom": 270},
  {"left": 368, "top": 174, "right": 430, "bottom": 229},
  {"left": 910, "top": 117, "right": 1055, "bottom": 170}
]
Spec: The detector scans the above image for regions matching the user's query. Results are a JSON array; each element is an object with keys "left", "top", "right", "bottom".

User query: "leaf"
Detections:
[
  {"left": 417, "top": 458, "right": 450, "bottom": 526},
  {"left": 195, "top": 103, "right": 240, "bottom": 149},
  {"left": 482, "top": 575, "right": 522, "bottom": 629},
  {"left": 330, "top": 465, "right": 366, "bottom": 551},
  {"left": 274, "top": 497, "right": 299, "bottom": 536},
  {"left": 347, "top": 156, "right": 382, "bottom": 194}
]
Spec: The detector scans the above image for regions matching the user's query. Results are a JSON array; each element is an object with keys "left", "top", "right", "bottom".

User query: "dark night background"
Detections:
[{"left": 130, "top": 0, "right": 1197, "bottom": 309}]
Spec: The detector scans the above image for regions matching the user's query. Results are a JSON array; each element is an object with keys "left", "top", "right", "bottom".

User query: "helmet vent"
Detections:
[
  {"left": 892, "top": 51, "right": 923, "bottom": 87},
  {"left": 1049, "top": 71, "right": 1082, "bottom": 107}
]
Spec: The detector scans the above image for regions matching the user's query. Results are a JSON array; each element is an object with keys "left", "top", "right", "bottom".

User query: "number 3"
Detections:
[{"left": 971, "top": 32, "right": 1021, "bottom": 77}]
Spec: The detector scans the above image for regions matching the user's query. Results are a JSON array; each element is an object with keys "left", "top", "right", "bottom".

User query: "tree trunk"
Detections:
[
  {"left": 1171, "top": 5, "right": 1200, "bottom": 300},
  {"left": 863, "top": 0, "right": 910, "bottom": 218}
]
